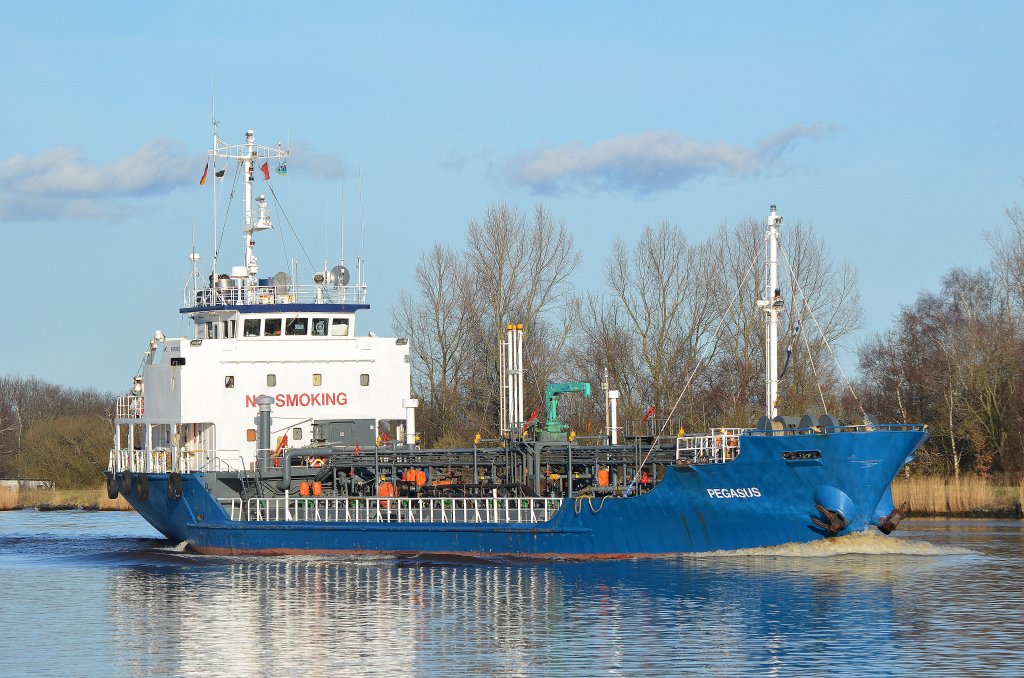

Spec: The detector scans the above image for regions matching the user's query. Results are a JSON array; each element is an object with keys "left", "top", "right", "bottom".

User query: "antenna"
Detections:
[
  {"left": 358, "top": 169, "right": 365, "bottom": 287},
  {"left": 210, "top": 67, "right": 218, "bottom": 282},
  {"left": 344, "top": 178, "right": 348, "bottom": 266},
  {"left": 190, "top": 222, "right": 200, "bottom": 294}
]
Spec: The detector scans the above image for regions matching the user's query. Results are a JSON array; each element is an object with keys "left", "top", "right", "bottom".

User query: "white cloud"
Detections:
[
  {"left": 496, "top": 123, "right": 838, "bottom": 194},
  {"left": 288, "top": 141, "right": 344, "bottom": 180},
  {"left": 0, "top": 138, "right": 198, "bottom": 221}
]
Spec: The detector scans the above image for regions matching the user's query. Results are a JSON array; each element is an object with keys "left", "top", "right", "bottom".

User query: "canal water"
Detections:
[{"left": 1, "top": 511, "right": 1021, "bottom": 676}]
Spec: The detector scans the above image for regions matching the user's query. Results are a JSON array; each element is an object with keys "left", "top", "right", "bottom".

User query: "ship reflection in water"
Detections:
[
  {"left": 3, "top": 511, "right": 1021, "bottom": 676},
  {"left": 103, "top": 529, "right": 1002, "bottom": 676}
]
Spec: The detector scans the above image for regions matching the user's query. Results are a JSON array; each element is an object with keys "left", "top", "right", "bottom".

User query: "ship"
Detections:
[{"left": 104, "top": 127, "right": 927, "bottom": 558}]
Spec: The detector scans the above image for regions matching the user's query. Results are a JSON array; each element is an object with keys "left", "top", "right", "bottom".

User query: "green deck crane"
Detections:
[{"left": 538, "top": 381, "right": 591, "bottom": 441}]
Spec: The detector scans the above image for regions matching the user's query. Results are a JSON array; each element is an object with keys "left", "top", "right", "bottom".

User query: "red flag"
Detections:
[
  {"left": 199, "top": 162, "right": 209, "bottom": 186},
  {"left": 260, "top": 162, "right": 270, "bottom": 180},
  {"left": 641, "top": 406, "right": 655, "bottom": 423}
]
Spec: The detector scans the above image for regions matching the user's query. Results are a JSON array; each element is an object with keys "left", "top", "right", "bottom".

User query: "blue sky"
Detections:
[{"left": 1, "top": 2, "right": 1022, "bottom": 393}]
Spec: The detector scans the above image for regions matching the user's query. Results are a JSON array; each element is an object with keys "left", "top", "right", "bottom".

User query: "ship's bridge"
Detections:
[{"left": 182, "top": 274, "right": 369, "bottom": 340}]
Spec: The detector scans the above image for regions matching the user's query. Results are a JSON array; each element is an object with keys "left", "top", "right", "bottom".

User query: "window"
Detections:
[
  {"left": 331, "top": 318, "right": 350, "bottom": 336},
  {"left": 312, "top": 373, "right": 322, "bottom": 387},
  {"left": 264, "top": 319, "right": 282, "bottom": 336},
  {"left": 244, "top": 319, "right": 261, "bottom": 337},
  {"left": 312, "top": 318, "right": 328, "bottom": 337},
  {"left": 292, "top": 427, "right": 303, "bottom": 440},
  {"left": 225, "top": 376, "right": 235, "bottom": 388},
  {"left": 225, "top": 320, "right": 236, "bottom": 338},
  {"left": 360, "top": 373, "right": 369, "bottom": 386},
  {"left": 286, "top": 317, "right": 309, "bottom": 336},
  {"left": 267, "top": 374, "right": 277, "bottom": 387},
  {"left": 207, "top": 322, "right": 218, "bottom": 339}
]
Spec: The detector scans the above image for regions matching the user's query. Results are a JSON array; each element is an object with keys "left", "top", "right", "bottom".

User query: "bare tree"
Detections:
[
  {"left": 858, "top": 269, "right": 1023, "bottom": 478},
  {"left": 463, "top": 203, "right": 581, "bottom": 422},
  {"left": 392, "top": 203, "right": 580, "bottom": 441},
  {"left": 987, "top": 203, "right": 1024, "bottom": 313},
  {"left": 0, "top": 374, "right": 113, "bottom": 482},
  {"left": 603, "top": 222, "right": 724, "bottom": 423},
  {"left": 391, "top": 244, "right": 473, "bottom": 446}
]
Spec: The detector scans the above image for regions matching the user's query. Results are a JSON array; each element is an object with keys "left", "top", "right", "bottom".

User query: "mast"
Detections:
[
  {"left": 243, "top": 129, "right": 255, "bottom": 280},
  {"left": 207, "top": 129, "right": 288, "bottom": 290},
  {"left": 761, "top": 204, "right": 784, "bottom": 418},
  {"left": 210, "top": 71, "right": 219, "bottom": 282}
]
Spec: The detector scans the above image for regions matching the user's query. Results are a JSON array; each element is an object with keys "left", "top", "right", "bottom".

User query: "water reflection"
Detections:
[
  {"left": 3, "top": 512, "right": 1021, "bottom": 677},
  {"left": 105, "top": 550, "right": 917, "bottom": 676}
]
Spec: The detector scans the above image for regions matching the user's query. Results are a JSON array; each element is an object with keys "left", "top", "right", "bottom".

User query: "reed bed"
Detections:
[
  {"left": 0, "top": 485, "right": 132, "bottom": 511},
  {"left": 893, "top": 475, "right": 1024, "bottom": 517}
]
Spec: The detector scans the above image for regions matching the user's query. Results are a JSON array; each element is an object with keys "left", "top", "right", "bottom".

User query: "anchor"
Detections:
[
  {"left": 812, "top": 503, "right": 848, "bottom": 536},
  {"left": 877, "top": 501, "right": 910, "bottom": 535}
]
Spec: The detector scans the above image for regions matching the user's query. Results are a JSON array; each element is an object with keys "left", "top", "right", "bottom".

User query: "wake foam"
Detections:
[{"left": 689, "top": 530, "right": 971, "bottom": 558}]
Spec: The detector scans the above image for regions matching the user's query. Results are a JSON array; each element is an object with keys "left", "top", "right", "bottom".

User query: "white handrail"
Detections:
[
  {"left": 237, "top": 496, "right": 563, "bottom": 525},
  {"left": 107, "top": 448, "right": 243, "bottom": 473},
  {"left": 184, "top": 283, "right": 367, "bottom": 308},
  {"left": 676, "top": 427, "right": 743, "bottom": 463}
]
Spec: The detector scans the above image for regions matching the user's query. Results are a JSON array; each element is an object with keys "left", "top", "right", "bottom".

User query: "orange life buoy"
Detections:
[{"left": 308, "top": 457, "right": 325, "bottom": 468}]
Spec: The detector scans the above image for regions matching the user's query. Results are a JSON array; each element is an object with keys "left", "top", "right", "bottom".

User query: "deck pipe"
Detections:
[{"left": 256, "top": 395, "right": 274, "bottom": 468}]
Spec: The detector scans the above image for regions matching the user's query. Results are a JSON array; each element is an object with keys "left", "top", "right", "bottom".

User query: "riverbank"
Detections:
[
  {"left": 0, "top": 486, "right": 131, "bottom": 511},
  {"left": 892, "top": 475, "right": 1024, "bottom": 518}
]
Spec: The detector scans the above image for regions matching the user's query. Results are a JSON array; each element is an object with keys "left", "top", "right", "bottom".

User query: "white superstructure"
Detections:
[{"left": 110, "top": 129, "right": 416, "bottom": 474}]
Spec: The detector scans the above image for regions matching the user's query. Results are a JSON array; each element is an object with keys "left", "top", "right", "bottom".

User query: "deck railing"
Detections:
[
  {"left": 673, "top": 422, "right": 927, "bottom": 463},
  {"left": 107, "top": 448, "right": 243, "bottom": 474},
  {"left": 184, "top": 283, "right": 367, "bottom": 308},
  {"left": 676, "top": 427, "right": 744, "bottom": 463},
  {"left": 225, "top": 496, "right": 563, "bottom": 525},
  {"left": 116, "top": 396, "right": 144, "bottom": 419}
]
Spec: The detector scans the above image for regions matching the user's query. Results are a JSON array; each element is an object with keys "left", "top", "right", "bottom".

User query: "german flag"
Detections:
[{"left": 199, "top": 162, "right": 209, "bottom": 186}]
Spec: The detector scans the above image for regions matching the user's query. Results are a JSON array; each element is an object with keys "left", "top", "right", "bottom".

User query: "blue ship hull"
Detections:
[{"left": 113, "top": 428, "right": 927, "bottom": 557}]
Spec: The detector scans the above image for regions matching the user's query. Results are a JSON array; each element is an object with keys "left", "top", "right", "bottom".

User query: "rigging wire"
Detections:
[
  {"left": 265, "top": 182, "right": 318, "bottom": 278},
  {"left": 797, "top": 307, "right": 830, "bottom": 413},
  {"left": 214, "top": 165, "right": 241, "bottom": 267},
  {"left": 778, "top": 244, "right": 866, "bottom": 418},
  {"left": 623, "top": 250, "right": 762, "bottom": 497}
]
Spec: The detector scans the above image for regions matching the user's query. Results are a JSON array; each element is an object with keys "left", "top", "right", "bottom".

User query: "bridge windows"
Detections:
[
  {"left": 267, "top": 374, "right": 277, "bottom": 387},
  {"left": 360, "top": 373, "right": 369, "bottom": 387},
  {"left": 312, "top": 373, "right": 322, "bottom": 387},
  {"left": 225, "top": 376, "right": 235, "bottom": 388},
  {"left": 236, "top": 315, "right": 352, "bottom": 338}
]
